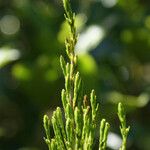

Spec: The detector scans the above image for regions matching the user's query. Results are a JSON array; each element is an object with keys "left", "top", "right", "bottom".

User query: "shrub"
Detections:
[{"left": 43, "top": 0, "right": 130, "bottom": 149}]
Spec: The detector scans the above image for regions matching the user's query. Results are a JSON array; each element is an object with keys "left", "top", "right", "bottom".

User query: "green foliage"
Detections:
[
  {"left": 43, "top": 0, "right": 129, "bottom": 150},
  {"left": 118, "top": 103, "right": 130, "bottom": 150},
  {"left": 0, "top": 0, "right": 150, "bottom": 150},
  {"left": 99, "top": 119, "right": 110, "bottom": 150}
]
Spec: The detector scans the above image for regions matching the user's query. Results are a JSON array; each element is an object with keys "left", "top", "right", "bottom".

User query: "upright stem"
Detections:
[
  {"left": 43, "top": 1, "right": 130, "bottom": 150},
  {"left": 118, "top": 103, "right": 130, "bottom": 150}
]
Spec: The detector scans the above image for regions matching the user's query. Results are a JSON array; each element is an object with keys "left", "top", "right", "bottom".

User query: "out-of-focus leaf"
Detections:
[
  {"left": 78, "top": 53, "right": 98, "bottom": 75},
  {"left": 45, "top": 69, "right": 58, "bottom": 82},
  {"left": 12, "top": 63, "right": 31, "bottom": 81},
  {"left": 107, "top": 91, "right": 149, "bottom": 108},
  {"left": 78, "top": 53, "right": 99, "bottom": 92},
  {"left": 0, "top": 127, "right": 6, "bottom": 137}
]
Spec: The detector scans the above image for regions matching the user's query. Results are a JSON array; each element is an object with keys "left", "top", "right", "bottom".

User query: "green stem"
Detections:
[{"left": 118, "top": 103, "right": 130, "bottom": 150}]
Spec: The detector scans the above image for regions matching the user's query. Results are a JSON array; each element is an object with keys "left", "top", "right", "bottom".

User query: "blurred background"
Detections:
[{"left": 0, "top": 0, "right": 150, "bottom": 150}]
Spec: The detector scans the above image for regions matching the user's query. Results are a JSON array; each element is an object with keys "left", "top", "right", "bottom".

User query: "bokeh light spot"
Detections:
[
  {"left": 0, "top": 47, "right": 20, "bottom": 68},
  {"left": 101, "top": 0, "right": 117, "bottom": 8},
  {"left": 107, "top": 132, "right": 122, "bottom": 150},
  {"left": 76, "top": 25, "right": 105, "bottom": 54},
  {"left": 12, "top": 64, "right": 31, "bottom": 81},
  {"left": 0, "top": 15, "right": 20, "bottom": 35}
]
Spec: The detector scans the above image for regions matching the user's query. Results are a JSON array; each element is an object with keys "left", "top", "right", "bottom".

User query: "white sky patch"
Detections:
[
  {"left": 75, "top": 25, "right": 105, "bottom": 54},
  {"left": 107, "top": 132, "right": 122, "bottom": 150},
  {"left": 101, "top": 0, "right": 117, "bottom": 8},
  {"left": 0, "top": 47, "right": 20, "bottom": 67},
  {"left": 0, "top": 15, "right": 20, "bottom": 35}
]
